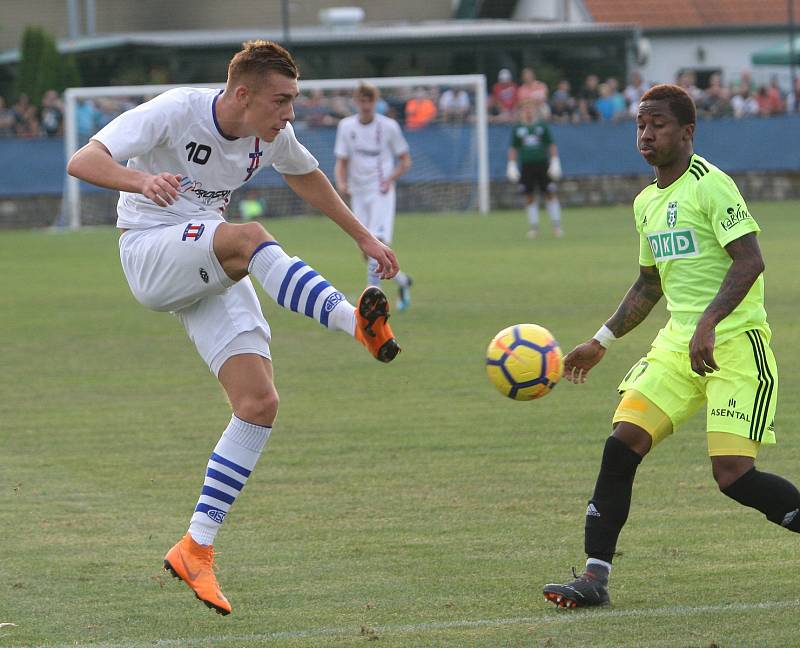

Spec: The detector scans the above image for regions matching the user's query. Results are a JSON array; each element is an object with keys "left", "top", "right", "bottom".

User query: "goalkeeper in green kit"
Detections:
[
  {"left": 544, "top": 84, "right": 798, "bottom": 608},
  {"left": 506, "top": 101, "right": 563, "bottom": 238}
]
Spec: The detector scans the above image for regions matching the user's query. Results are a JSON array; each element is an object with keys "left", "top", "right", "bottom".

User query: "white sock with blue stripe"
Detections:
[
  {"left": 248, "top": 241, "right": 356, "bottom": 335},
  {"left": 188, "top": 415, "right": 271, "bottom": 546}
]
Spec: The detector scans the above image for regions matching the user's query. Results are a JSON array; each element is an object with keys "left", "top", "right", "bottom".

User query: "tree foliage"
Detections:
[{"left": 15, "top": 26, "right": 81, "bottom": 104}]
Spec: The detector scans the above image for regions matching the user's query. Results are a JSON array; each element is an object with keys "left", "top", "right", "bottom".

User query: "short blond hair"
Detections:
[
  {"left": 354, "top": 81, "right": 379, "bottom": 101},
  {"left": 227, "top": 40, "right": 298, "bottom": 86}
]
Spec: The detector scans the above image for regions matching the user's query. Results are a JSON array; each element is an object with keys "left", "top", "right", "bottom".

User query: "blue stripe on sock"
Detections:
[
  {"left": 209, "top": 452, "right": 251, "bottom": 478},
  {"left": 249, "top": 240, "right": 281, "bottom": 264},
  {"left": 206, "top": 468, "right": 245, "bottom": 492},
  {"left": 277, "top": 261, "right": 306, "bottom": 307},
  {"left": 201, "top": 485, "right": 236, "bottom": 505},
  {"left": 289, "top": 269, "right": 319, "bottom": 312},
  {"left": 194, "top": 502, "right": 225, "bottom": 517},
  {"left": 305, "top": 280, "right": 331, "bottom": 319}
]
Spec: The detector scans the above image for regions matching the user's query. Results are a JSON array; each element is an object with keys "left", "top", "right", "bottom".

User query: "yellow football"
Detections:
[{"left": 486, "top": 323, "right": 564, "bottom": 400}]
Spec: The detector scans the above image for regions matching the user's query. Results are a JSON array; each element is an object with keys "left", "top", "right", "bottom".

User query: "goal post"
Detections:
[
  {"left": 63, "top": 82, "right": 222, "bottom": 229},
  {"left": 62, "top": 74, "right": 489, "bottom": 229}
]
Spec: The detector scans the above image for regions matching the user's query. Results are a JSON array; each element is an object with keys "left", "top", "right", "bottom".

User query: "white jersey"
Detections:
[
  {"left": 334, "top": 113, "right": 409, "bottom": 195},
  {"left": 93, "top": 87, "right": 318, "bottom": 229}
]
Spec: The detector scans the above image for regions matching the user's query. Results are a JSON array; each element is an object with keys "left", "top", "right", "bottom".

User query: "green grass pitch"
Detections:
[{"left": 2, "top": 202, "right": 799, "bottom": 647}]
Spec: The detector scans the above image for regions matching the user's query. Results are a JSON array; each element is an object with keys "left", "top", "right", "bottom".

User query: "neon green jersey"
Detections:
[{"left": 633, "top": 154, "right": 769, "bottom": 352}]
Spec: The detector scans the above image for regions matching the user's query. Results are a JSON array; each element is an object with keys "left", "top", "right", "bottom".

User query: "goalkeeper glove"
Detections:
[
  {"left": 548, "top": 156, "right": 562, "bottom": 181},
  {"left": 506, "top": 160, "right": 520, "bottom": 183}
]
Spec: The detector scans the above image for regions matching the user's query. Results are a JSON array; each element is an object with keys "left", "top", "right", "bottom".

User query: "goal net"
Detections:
[{"left": 62, "top": 74, "right": 488, "bottom": 228}]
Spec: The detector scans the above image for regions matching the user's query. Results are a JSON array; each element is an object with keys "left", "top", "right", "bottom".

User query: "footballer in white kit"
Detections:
[
  {"left": 335, "top": 82, "right": 414, "bottom": 309},
  {"left": 95, "top": 87, "right": 320, "bottom": 372},
  {"left": 67, "top": 41, "right": 401, "bottom": 616}
]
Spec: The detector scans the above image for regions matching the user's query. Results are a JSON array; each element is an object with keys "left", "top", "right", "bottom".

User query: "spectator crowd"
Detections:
[
  {"left": 291, "top": 85, "right": 468, "bottom": 129},
  {"left": 489, "top": 67, "right": 800, "bottom": 124},
  {"left": 0, "top": 90, "right": 66, "bottom": 137},
  {"left": 1, "top": 69, "right": 799, "bottom": 140},
  {"left": 291, "top": 68, "right": 800, "bottom": 129}
]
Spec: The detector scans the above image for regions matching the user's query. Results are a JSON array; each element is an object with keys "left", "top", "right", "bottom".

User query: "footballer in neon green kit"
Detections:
[{"left": 543, "top": 84, "right": 796, "bottom": 609}]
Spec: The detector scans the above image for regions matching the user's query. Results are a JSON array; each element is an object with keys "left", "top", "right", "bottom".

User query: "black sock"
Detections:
[
  {"left": 722, "top": 467, "right": 800, "bottom": 531},
  {"left": 584, "top": 436, "right": 643, "bottom": 563}
]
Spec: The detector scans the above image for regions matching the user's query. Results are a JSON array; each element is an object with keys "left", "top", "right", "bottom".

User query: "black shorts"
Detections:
[{"left": 520, "top": 161, "right": 552, "bottom": 194}]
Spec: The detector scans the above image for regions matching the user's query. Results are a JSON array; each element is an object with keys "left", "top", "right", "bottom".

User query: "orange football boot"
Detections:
[
  {"left": 163, "top": 533, "right": 231, "bottom": 615},
  {"left": 354, "top": 286, "right": 400, "bottom": 362}
]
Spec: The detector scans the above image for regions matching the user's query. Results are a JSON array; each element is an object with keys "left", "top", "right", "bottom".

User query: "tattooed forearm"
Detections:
[
  {"left": 606, "top": 265, "right": 663, "bottom": 337},
  {"left": 700, "top": 234, "right": 764, "bottom": 328}
]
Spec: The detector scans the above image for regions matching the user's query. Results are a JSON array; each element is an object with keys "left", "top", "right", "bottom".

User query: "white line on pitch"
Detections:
[{"left": 43, "top": 599, "right": 800, "bottom": 648}]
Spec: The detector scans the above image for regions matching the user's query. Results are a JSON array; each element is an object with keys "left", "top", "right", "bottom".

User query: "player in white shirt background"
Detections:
[
  {"left": 66, "top": 40, "right": 402, "bottom": 616},
  {"left": 334, "top": 82, "right": 414, "bottom": 310}
]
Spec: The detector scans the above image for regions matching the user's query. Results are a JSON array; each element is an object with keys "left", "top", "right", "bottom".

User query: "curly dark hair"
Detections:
[{"left": 640, "top": 83, "right": 696, "bottom": 125}]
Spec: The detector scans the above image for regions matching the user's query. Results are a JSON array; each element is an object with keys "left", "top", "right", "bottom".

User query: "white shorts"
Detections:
[
  {"left": 351, "top": 188, "right": 396, "bottom": 244},
  {"left": 119, "top": 220, "right": 271, "bottom": 376}
]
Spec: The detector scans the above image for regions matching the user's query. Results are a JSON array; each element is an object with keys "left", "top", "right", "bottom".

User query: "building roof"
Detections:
[
  {"left": 582, "top": 0, "right": 800, "bottom": 28},
  {"left": 0, "top": 20, "right": 637, "bottom": 65}
]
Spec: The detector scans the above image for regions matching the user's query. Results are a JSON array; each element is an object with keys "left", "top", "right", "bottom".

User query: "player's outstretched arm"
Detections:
[
  {"left": 563, "top": 265, "right": 662, "bottom": 384},
  {"left": 689, "top": 232, "right": 764, "bottom": 376},
  {"left": 67, "top": 140, "right": 182, "bottom": 207},
  {"left": 283, "top": 168, "right": 399, "bottom": 278},
  {"left": 604, "top": 264, "right": 663, "bottom": 337}
]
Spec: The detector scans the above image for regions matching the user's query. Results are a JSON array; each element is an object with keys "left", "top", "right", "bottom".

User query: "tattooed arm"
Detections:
[
  {"left": 605, "top": 264, "right": 664, "bottom": 337},
  {"left": 563, "top": 265, "right": 663, "bottom": 384},
  {"left": 689, "top": 232, "right": 764, "bottom": 376}
]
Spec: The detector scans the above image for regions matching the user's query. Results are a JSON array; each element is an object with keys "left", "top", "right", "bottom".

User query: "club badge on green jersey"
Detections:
[{"left": 667, "top": 201, "right": 678, "bottom": 228}]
